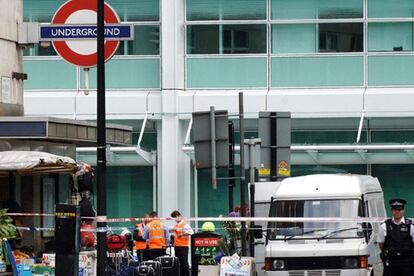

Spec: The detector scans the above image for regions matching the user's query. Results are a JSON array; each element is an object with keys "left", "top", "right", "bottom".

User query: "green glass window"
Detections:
[
  {"left": 272, "top": 23, "right": 363, "bottom": 53},
  {"left": 107, "top": 0, "right": 159, "bottom": 21},
  {"left": 187, "top": 0, "right": 266, "bottom": 21},
  {"left": 116, "top": 25, "right": 160, "bottom": 55},
  {"left": 292, "top": 131, "right": 365, "bottom": 144},
  {"left": 24, "top": 60, "right": 77, "bottom": 89},
  {"left": 80, "top": 59, "right": 160, "bottom": 89},
  {"left": 187, "top": 25, "right": 266, "bottom": 54},
  {"left": 271, "top": 0, "right": 363, "bottom": 20},
  {"left": 187, "top": 57, "right": 267, "bottom": 88},
  {"left": 23, "top": 43, "right": 57, "bottom": 56},
  {"left": 24, "top": 0, "right": 159, "bottom": 22},
  {"left": 293, "top": 165, "right": 366, "bottom": 177},
  {"left": 128, "top": 25, "right": 159, "bottom": 55},
  {"left": 368, "top": 0, "right": 414, "bottom": 18},
  {"left": 371, "top": 131, "right": 414, "bottom": 143},
  {"left": 23, "top": 0, "right": 66, "bottom": 22},
  {"left": 368, "top": 55, "right": 414, "bottom": 86},
  {"left": 368, "top": 23, "right": 413, "bottom": 52},
  {"left": 372, "top": 165, "right": 414, "bottom": 216},
  {"left": 271, "top": 56, "right": 364, "bottom": 87},
  {"left": 272, "top": 24, "right": 316, "bottom": 53},
  {"left": 106, "top": 167, "right": 153, "bottom": 228}
]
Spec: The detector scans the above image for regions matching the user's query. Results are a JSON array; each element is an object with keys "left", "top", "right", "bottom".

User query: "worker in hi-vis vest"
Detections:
[
  {"left": 133, "top": 213, "right": 150, "bottom": 262},
  {"left": 143, "top": 211, "right": 170, "bottom": 260},
  {"left": 171, "top": 210, "right": 194, "bottom": 276}
]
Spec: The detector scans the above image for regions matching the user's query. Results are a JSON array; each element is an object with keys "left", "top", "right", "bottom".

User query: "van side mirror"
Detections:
[
  {"left": 252, "top": 225, "right": 263, "bottom": 239},
  {"left": 362, "top": 222, "right": 373, "bottom": 242}
]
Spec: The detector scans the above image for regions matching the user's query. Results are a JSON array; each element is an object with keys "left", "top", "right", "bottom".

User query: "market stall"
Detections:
[{"left": 0, "top": 151, "right": 96, "bottom": 275}]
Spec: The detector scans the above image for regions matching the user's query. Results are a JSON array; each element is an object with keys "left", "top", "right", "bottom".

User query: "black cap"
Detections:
[{"left": 389, "top": 198, "right": 407, "bottom": 210}]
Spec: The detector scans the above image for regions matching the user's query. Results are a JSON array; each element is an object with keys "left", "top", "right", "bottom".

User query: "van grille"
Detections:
[
  {"left": 308, "top": 272, "right": 323, "bottom": 276},
  {"left": 288, "top": 271, "right": 341, "bottom": 276},
  {"left": 289, "top": 272, "right": 305, "bottom": 276}
]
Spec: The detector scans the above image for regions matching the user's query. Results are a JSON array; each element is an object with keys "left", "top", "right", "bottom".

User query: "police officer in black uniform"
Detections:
[{"left": 377, "top": 199, "right": 414, "bottom": 276}]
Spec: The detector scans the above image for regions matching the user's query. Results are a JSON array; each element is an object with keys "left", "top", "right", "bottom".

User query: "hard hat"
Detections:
[
  {"left": 202, "top": 222, "right": 215, "bottom": 232},
  {"left": 120, "top": 228, "right": 131, "bottom": 237}
]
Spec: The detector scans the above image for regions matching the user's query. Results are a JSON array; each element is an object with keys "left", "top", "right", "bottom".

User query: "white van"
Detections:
[{"left": 260, "top": 174, "right": 386, "bottom": 276}]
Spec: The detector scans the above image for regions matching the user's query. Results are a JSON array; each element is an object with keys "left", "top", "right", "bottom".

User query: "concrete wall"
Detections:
[{"left": 0, "top": 0, "right": 24, "bottom": 116}]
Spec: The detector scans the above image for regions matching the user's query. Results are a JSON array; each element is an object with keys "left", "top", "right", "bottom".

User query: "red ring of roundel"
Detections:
[{"left": 52, "top": 0, "right": 120, "bottom": 67}]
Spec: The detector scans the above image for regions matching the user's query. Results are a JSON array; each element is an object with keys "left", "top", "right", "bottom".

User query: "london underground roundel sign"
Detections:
[{"left": 51, "top": 0, "right": 120, "bottom": 67}]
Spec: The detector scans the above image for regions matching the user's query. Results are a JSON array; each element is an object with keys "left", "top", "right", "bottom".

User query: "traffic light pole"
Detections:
[{"left": 97, "top": 0, "right": 107, "bottom": 275}]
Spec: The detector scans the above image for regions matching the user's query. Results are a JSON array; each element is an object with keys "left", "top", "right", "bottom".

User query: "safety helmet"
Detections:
[
  {"left": 201, "top": 222, "right": 215, "bottom": 232},
  {"left": 120, "top": 228, "right": 131, "bottom": 237}
]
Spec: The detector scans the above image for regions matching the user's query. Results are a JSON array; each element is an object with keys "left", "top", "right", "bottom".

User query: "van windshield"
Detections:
[{"left": 267, "top": 199, "right": 363, "bottom": 240}]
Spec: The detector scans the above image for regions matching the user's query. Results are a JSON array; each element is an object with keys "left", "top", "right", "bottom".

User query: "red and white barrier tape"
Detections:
[
  {"left": 8, "top": 212, "right": 55, "bottom": 217},
  {"left": 8, "top": 212, "right": 390, "bottom": 223},
  {"left": 17, "top": 226, "right": 377, "bottom": 233}
]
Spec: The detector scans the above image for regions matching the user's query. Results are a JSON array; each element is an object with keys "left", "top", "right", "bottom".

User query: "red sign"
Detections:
[
  {"left": 51, "top": 0, "right": 120, "bottom": 67},
  {"left": 194, "top": 237, "right": 219, "bottom": 247}
]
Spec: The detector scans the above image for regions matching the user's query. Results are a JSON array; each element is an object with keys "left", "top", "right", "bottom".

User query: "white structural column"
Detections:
[
  {"left": 177, "top": 120, "right": 192, "bottom": 214},
  {"left": 157, "top": 0, "right": 187, "bottom": 217}
]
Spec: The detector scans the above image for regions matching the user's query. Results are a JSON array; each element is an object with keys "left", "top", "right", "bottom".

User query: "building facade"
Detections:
[
  {"left": 23, "top": 0, "right": 414, "bottom": 220},
  {"left": 0, "top": 0, "right": 24, "bottom": 115}
]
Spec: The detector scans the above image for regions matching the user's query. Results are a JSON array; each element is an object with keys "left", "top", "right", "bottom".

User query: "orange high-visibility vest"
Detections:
[
  {"left": 148, "top": 219, "right": 166, "bottom": 249},
  {"left": 174, "top": 220, "right": 190, "bottom": 247},
  {"left": 134, "top": 223, "right": 147, "bottom": 251}
]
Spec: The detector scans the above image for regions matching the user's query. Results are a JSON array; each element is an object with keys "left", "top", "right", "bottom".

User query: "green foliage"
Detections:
[
  {"left": 0, "top": 209, "right": 17, "bottom": 240},
  {"left": 220, "top": 220, "right": 250, "bottom": 255}
]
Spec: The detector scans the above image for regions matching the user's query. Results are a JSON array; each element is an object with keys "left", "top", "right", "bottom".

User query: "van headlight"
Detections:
[
  {"left": 344, "top": 257, "right": 359, "bottom": 268},
  {"left": 273, "top": 259, "right": 285, "bottom": 270}
]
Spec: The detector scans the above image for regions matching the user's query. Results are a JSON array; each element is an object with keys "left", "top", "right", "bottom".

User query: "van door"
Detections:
[
  {"left": 367, "top": 195, "right": 384, "bottom": 275},
  {"left": 365, "top": 196, "right": 376, "bottom": 242},
  {"left": 254, "top": 202, "right": 270, "bottom": 276}
]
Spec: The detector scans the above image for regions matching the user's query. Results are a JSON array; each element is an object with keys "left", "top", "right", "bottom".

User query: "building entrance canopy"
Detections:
[{"left": 0, "top": 117, "right": 132, "bottom": 146}]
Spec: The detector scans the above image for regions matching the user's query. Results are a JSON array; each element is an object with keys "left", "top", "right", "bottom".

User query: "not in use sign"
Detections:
[{"left": 40, "top": 24, "right": 133, "bottom": 41}]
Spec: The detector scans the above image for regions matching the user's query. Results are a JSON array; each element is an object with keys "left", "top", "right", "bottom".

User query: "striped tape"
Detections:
[
  {"left": 17, "top": 226, "right": 376, "bottom": 233},
  {"left": 8, "top": 212, "right": 390, "bottom": 223}
]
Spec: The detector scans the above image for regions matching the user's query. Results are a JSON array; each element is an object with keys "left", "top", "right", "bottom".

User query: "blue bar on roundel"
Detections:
[{"left": 39, "top": 25, "right": 133, "bottom": 41}]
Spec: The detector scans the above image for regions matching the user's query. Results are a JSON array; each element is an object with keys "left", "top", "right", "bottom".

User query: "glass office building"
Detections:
[{"left": 23, "top": 0, "right": 414, "bottom": 219}]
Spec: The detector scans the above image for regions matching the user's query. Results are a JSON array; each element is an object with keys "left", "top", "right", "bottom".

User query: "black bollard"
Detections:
[{"left": 55, "top": 203, "right": 80, "bottom": 276}]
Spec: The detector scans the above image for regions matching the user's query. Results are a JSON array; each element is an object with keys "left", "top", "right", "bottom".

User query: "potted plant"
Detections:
[
  {"left": 220, "top": 206, "right": 250, "bottom": 256},
  {"left": 0, "top": 209, "right": 17, "bottom": 240},
  {"left": 0, "top": 209, "right": 17, "bottom": 273}
]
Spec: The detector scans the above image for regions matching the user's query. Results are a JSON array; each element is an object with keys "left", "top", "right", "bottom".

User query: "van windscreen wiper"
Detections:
[
  {"left": 284, "top": 228, "right": 328, "bottom": 241},
  {"left": 318, "top": 227, "right": 360, "bottom": 240}
]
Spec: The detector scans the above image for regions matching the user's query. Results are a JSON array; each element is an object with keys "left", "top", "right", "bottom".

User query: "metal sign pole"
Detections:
[
  {"left": 239, "top": 92, "right": 247, "bottom": 256},
  {"left": 246, "top": 138, "right": 260, "bottom": 257},
  {"left": 270, "top": 112, "right": 277, "bottom": 181},
  {"left": 96, "top": 0, "right": 107, "bottom": 274},
  {"left": 210, "top": 106, "right": 217, "bottom": 189},
  {"left": 228, "top": 121, "right": 235, "bottom": 213},
  {"left": 249, "top": 142, "right": 255, "bottom": 257}
]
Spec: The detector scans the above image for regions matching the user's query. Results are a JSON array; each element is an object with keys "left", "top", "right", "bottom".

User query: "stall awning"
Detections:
[{"left": 0, "top": 151, "right": 78, "bottom": 176}]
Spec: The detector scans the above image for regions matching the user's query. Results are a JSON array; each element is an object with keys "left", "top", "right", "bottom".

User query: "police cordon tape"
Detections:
[
  {"left": 17, "top": 226, "right": 376, "bottom": 233},
  {"left": 8, "top": 212, "right": 390, "bottom": 223}
]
